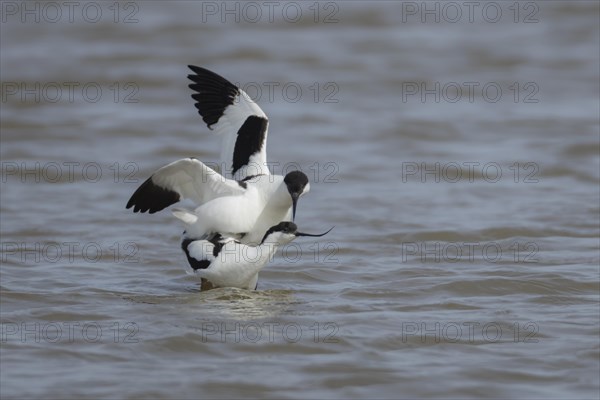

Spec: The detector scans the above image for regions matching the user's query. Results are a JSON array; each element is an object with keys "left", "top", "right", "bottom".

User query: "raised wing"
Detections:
[
  {"left": 126, "top": 158, "right": 245, "bottom": 214},
  {"left": 187, "top": 65, "right": 269, "bottom": 179}
]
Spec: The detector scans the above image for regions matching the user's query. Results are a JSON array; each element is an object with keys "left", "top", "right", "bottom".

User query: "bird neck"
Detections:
[
  {"left": 257, "top": 240, "right": 282, "bottom": 260},
  {"left": 254, "top": 175, "right": 288, "bottom": 205}
]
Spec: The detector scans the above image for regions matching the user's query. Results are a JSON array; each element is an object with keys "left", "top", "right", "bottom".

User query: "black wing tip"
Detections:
[
  {"left": 187, "top": 66, "right": 228, "bottom": 83},
  {"left": 187, "top": 67, "right": 240, "bottom": 129},
  {"left": 128, "top": 202, "right": 151, "bottom": 214},
  {"left": 187, "top": 65, "right": 207, "bottom": 77},
  {"left": 186, "top": 66, "right": 238, "bottom": 91},
  {"left": 126, "top": 176, "right": 180, "bottom": 215}
]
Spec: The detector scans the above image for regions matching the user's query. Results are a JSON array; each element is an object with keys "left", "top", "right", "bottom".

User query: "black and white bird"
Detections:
[
  {"left": 181, "top": 222, "right": 332, "bottom": 290},
  {"left": 126, "top": 66, "right": 311, "bottom": 245}
]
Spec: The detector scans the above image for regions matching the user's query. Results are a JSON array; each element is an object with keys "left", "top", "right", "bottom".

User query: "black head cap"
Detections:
[
  {"left": 284, "top": 171, "right": 309, "bottom": 221},
  {"left": 284, "top": 171, "right": 309, "bottom": 194},
  {"left": 261, "top": 221, "right": 298, "bottom": 243}
]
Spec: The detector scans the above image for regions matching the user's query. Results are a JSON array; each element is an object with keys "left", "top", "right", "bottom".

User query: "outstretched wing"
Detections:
[
  {"left": 187, "top": 65, "right": 269, "bottom": 179},
  {"left": 126, "top": 158, "right": 245, "bottom": 214}
]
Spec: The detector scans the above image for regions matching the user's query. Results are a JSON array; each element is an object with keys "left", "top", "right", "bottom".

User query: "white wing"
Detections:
[
  {"left": 188, "top": 65, "right": 270, "bottom": 179},
  {"left": 126, "top": 158, "right": 245, "bottom": 214}
]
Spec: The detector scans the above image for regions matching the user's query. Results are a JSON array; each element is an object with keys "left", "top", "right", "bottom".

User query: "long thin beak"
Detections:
[
  {"left": 291, "top": 193, "right": 299, "bottom": 221},
  {"left": 296, "top": 226, "right": 334, "bottom": 237}
]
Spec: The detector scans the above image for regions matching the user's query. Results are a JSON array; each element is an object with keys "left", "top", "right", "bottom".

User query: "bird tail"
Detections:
[
  {"left": 173, "top": 207, "right": 212, "bottom": 239},
  {"left": 172, "top": 207, "right": 199, "bottom": 225}
]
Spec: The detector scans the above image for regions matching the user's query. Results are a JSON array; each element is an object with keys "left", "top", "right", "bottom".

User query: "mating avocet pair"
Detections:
[{"left": 127, "top": 66, "right": 332, "bottom": 290}]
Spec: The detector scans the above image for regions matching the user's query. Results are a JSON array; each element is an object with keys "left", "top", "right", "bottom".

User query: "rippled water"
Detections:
[{"left": 1, "top": 2, "right": 599, "bottom": 399}]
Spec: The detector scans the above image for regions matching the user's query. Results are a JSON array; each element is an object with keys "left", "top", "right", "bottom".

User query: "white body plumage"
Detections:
[{"left": 182, "top": 222, "right": 302, "bottom": 290}]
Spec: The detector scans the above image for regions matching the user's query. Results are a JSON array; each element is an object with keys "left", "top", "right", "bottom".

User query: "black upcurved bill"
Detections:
[
  {"left": 295, "top": 226, "right": 334, "bottom": 237},
  {"left": 291, "top": 193, "right": 299, "bottom": 221}
]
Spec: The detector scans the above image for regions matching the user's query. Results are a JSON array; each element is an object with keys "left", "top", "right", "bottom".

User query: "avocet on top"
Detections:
[{"left": 126, "top": 66, "right": 310, "bottom": 245}]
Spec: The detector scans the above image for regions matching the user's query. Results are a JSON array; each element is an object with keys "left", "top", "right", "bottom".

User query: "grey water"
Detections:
[{"left": 1, "top": 1, "right": 599, "bottom": 399}]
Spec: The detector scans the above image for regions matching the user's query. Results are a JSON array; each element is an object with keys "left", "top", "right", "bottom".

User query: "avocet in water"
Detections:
[{"left": 181, "top": 222, "right": 333, "bottom": 290}]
